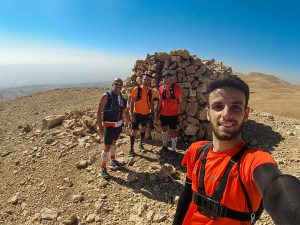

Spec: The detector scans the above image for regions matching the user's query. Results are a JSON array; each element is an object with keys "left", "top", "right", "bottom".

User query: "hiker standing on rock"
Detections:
[
  {"left": 173, "top": 75, "right": 300, "bottom": 225},
  {"left": 156, "top": 71, "right": 183, "bottom": 152},
  {"left": 97, "top": 78, "right": 129, "bottom": 179},
  {"left": 128, "top": 73, "right": 156, "bottom": 157}
]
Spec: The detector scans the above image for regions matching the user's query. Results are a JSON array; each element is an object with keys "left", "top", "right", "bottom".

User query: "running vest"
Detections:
[
  {"left": 103, "top": 91, "right": 127, "bottom": 122},
  {"left": 135, "top": 86, "right": 152, "bottom": 108},
  {"left": 192, "top": 143, "right": 263, "bottom": 224},
  {"left": 162, "top": 84, "right": 176, "bottom": 99}
]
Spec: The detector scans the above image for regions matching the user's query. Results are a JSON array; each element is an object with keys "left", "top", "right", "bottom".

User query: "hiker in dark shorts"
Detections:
[
  {"left": 128, "top": 73, "right": 156, "bottom": 157},
  {"left": 173, "top": 75, "right": 300, "bottom": 225},
  {"left": 97, "top": 78, "right": 129, "bottom": 179},
  {"left": 156, "top": 71, "right": 183, "bottom": 152}
]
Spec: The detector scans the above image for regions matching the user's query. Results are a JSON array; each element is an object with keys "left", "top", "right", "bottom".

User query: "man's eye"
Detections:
[
  {"left": 213, "top": 104, "right": 224, "bottom": 111},
  {"left": 231, "top": 105, "right": 242, "bottom": 111}
]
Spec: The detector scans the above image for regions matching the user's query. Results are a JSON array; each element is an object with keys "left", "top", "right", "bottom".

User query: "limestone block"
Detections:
[{"left": 42, "top": 115, "right": 66, "bottom": 129}]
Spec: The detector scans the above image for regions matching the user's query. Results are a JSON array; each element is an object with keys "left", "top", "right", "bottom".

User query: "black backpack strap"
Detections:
[
  {"left": 106, "top": 91, "right": 113, "bottom": 110},
  {"left": 212, "top": 145, "right": 248, "bottom": 202},
  {"left": 136, "top": 86, "right": 142, "bottom": 101},
  {"left": 162, "top": 85, "right": 167, "bottom": 99},
  {"left": 170, "top": 84, "right": 176, "bottom": 99},
  {"left": 237, "top": 154, "right": 264, "bottom": 224},
  {"left": 197, "top": 143, "right": 212, "bottom": 195}
]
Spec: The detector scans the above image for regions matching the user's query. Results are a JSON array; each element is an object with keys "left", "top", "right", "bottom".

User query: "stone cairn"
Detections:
[{"left": 122, "top": 49, "right": 233, "bottom": 143}]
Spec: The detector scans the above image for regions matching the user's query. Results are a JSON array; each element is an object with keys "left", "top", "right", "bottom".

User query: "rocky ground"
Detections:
[{"left": 0, "top": 88, "right": 299, "bottom": 225}]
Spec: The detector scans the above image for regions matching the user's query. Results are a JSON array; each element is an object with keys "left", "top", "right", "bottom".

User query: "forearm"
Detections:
[
  {"left": 263, "top": 174, "right": 300, "bottom": 225},
  {"left": 178, "top": 97, "right": 184, "bottom": 114},
  {"left": 124, "top": 108, "right": 130, "bottom": 122},
  {"left": 96, "top": 108, "right": 103, "bottom": 127},
  {"left": 151, "top": 102, "right": 155, "bottom": 116},
  {"left": 156, "top": 100, "right": 161, "bottom": 113},
  {"left": 130, "top": 99, "right": 135, "bottom": 115},
  {"left": 173, "top": 177, "right": 192, "bottom": 225}
]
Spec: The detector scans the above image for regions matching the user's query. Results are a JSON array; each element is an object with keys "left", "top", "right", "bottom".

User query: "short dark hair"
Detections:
[{"left": 207, "top": 75, "right": 250, "bottom": 107}]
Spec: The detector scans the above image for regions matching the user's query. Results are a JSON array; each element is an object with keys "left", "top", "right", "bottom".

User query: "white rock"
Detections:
[{"left": 40, "top": 208, "right": 59, "bottom": 220}]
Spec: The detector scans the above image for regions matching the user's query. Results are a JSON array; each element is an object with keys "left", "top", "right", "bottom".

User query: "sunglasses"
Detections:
[{"left": 113, "top": 83, "right": 123, "bottom": 87}]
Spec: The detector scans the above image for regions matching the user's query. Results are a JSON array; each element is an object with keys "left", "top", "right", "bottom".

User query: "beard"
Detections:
[{"left": 211, "top": 120, "right": 243, "bottom": 141}]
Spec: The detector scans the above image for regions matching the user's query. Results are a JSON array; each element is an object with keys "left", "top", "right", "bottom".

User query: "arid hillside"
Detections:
[
  {"left": 0, "top": 76, "right": 299, "bottom": 225},
  {"left": 237, "top": 72, "right": 300, "bottom": 120}
]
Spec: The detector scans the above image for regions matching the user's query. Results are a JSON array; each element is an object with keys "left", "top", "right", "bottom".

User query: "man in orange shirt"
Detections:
[
  {"left": 173, "top": 75, "right": 300, "bottom": 225},
  {"left": 157, "top": 71, "right": 183, "bottom": 152},
  {"left": 129, "top": 74, "right": 155, "bottom": 157}
]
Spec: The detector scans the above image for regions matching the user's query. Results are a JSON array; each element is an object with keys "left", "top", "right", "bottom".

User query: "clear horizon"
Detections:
[{"left": 0, "top": 0, "right": 299, "bottom": 87}]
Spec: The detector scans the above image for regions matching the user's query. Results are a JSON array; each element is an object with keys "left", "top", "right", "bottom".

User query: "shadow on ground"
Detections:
[
  {"left": 242, "top": 119, "right": 283, "bottom": 152},
  {"left": 107, "top": 119, "right": 283, "bottom": 204}
]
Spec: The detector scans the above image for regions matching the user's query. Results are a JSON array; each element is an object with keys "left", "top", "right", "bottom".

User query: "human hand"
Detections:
[
  {"left": 98, "top": 125, "right": 104, "bottom": 136},
  {"left": 155, "top": 112, "right": 160, "bottom": 122},
  {"left": 130, "top": 114, "right": 135, "bottom": 122}
]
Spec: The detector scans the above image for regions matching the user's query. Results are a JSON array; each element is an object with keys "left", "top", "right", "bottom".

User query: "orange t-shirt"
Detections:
[
  {"left": 181, "top": 141, "right": 277, "bottom": 225},
  {"left": 159, "top": 85, "right": 183, "bottom": 116},
  {"left": 130, "top": 86, "right": 155, "bottom": 115}
]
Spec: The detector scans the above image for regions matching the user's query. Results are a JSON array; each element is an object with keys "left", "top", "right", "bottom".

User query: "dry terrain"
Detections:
[
  {"left": 0, "top": 75, "right": 299, "bottom": 225},
  {"left": 238, "top": 72, "right": 300, "bottom": 120}
]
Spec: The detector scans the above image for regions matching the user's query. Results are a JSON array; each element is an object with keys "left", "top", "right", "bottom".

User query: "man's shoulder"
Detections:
[
  {"left": 130, "top": 86, "right": 139, "bottom": 96},
  {"left": 186, "top": 140, "right": 211, "bottom": 156},
  {"left": 101, "top": 92, "right": 109, "bottom": 99},
  {"left": 173, "top": 85, "right": 183, "bottom": 93},
  {"left": 240, "top": 147, "right": 276, "bottom": 167},
  {"left": 243, "top": 147, "right": 274, "bottom": 158},
  {"left": 132, "top": 86, "right": 139, "bottom": 91}
]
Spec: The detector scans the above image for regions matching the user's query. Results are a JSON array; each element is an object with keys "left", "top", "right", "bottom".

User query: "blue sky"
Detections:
[{"left": 0, "top": 0, "right": 299, "bottom": 88}]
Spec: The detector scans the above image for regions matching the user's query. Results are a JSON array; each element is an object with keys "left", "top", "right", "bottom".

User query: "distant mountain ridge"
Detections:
[
  {"left": 0, "top": 81, "right": 111, "bottom": 102},
  {"left": 235, "top": 72, "right": 300, "bottom": 93},
  {"left": 235, "top": 72, "right": 300, "bottom": 120}
]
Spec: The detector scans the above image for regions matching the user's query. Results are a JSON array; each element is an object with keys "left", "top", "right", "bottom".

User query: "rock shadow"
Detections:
[
  {"left": 105, "top": 162, "right": 184, "bottom": 204},
  {"left": 242, "top": 119, "right": 283, "bottom": 152}
]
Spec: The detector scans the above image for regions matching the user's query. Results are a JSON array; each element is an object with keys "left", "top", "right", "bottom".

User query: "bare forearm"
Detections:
[
  {"left": 124, "top": 108, "right": 130, "bottom": 122},
  {"left": 96, "top": 106, "right": 103, "bottom": 126},
  {"left": 130, "top": 99, "right": 135, "bottom": 114},
  {"left": 178, "top": 96, "right": 184, "bottom": 114}
]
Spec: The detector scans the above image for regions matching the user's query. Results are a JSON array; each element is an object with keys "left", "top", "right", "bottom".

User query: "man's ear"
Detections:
[
  {"left": 205, "top": 107, "right": 210, "bottom": 121},
  {"left": 243, "top": 107, "right": 250, "bottom": 122}
]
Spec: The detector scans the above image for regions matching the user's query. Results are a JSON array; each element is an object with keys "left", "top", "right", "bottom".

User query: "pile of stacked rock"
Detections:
[{"left": 123, "top": 49, "right": 233, "bottom": 143}]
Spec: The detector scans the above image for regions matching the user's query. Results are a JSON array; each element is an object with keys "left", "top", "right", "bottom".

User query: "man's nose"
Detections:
[{"left": 222, "top": 105, "right": 233, "bottom": 119}]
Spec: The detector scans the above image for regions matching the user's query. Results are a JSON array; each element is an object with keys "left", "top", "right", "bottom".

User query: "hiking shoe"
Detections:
[
  {"left": 161, "top": 146, "right": 169, "bottom": 151},
  {"left": 128, "top": 149, "right": 135, "bottom": 157},
  {"left": 158, "top": 146, "right": 169, "bottom": 155},
  {"left": 108, "top": 160, "right": 122, "bottom": 169},
  {"left": 101, "top": 168, "right": 110, "bottom": 179},
  {"left": 139, "top": 144, "right": 146, "bottom": 153}
]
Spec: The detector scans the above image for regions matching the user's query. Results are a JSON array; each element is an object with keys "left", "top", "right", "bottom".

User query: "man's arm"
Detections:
[
  {"left": 253, "top": 163, "right": 300, "bottom": 225},
  {"left": 173, "top": 177, "right": 193, "bottom": 225},
  {"left": 96, "top": 93, "right": 108, "bottom": 135},
  {"left": 155, "top": 96, "right": 162, "bottom": 122},
  {"left": 123, "top": 105, "right": 130, "bottom": 124},
  {"left": 130, "top": 95, "right": 135, "bottom": 122},
  {"left": 178, "top": 94, "right": 184, "bottom": 114}
]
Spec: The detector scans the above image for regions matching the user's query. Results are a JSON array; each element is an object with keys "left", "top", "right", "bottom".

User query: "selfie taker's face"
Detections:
[{"left": 206, "top": 87, "right": 249, "bottom": 141}]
